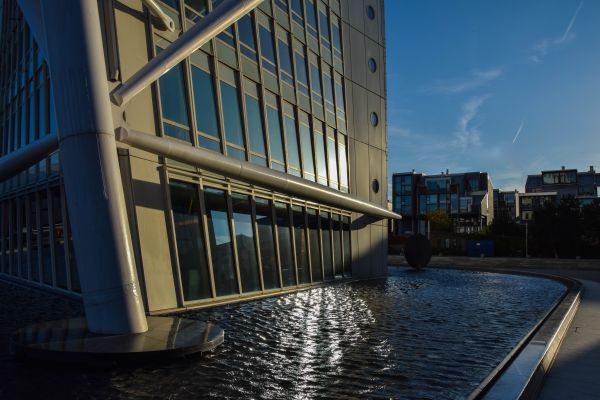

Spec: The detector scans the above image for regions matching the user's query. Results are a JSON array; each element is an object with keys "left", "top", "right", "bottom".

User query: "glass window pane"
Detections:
[
  {"left": 170, "top": 181, "right": 211, "bottom": 301},
  {"left": 323, "top": 70, "right": 335, "bottom": 115},
  {"left": 278, "top": 38, "right": 293, "bottom": 85},
  {"left": 314, "top": 130, "right": 327, "bottom": 185},
  {"left": 275, "top": 202, "right": 295, "bottom": 287},
  {"left": 332, "top": 19, "right": 342, "bottom": 52},
  {"left": 319, "top": 10, "right": 330, "bottom": 45},
  {"left": 245, "top": 94, "right": 266, "bottom": 155},
  {"left": 292, "top": 206, "right": 310, "bottom": 284},
  {"left": 327, "top": 136, "right": 338, "bottom": 189},
  {"left": 231, "top": 193, "right": 261, "bottom": 293},
  {"left": 295, "top": 50, "right": 309, "bottom": 95},
  {"left": 255, "top": 198, "right": 279, "bottom": 289},
  {"left": 220, "top": 81, "right": 245, "bottom": 148},
  {"left": 305, "top": 0, "right": 318, "bottom": 37},
  {"left": 205, "top": 187, "right": 238, "bottom": 297},
  {"left": 199, "top": 135, "right": 221, "bottom": 152},
  {"left": 238, "top": 15, "right": 257, "bottom": 61},
  {"left": 307, "top": 209, "right": 322, "bottom": 282},
  {"left": 29, "top": 195, "right": 39, "bottom": 281},
  {"left": 284, "top": 115, "right": 300, "bottom": 170},
  {"left": 191, "top": 66, "right": 219, "bottom": 138},
  {"left": 338, "top": 137, "right": 348, "bottom": 191},
  {"left": 275, "top": 0, "right": 288, "bottom": 12},
  {"left": 332, "top": 214, "right": 343, "bottom": 278},
  {"left": 342, "top": 216, "right": 351, "bottom": 276},
  {"left": 300, "top": 123, "right": 315, "bottom": 179},
  {"left": 267, "top": 105, "right": 284, "bottom": 164},
  {"left": 51, "top": 188, "right": 67, "bottom": 288},
  {"left": 320, "top": 212, "right": 333, "bottom": 280},
  {"left": 238, "top": 15, "right": 256, "bottom": 50},
  {"left": 157, "top": 55, "right": 190, "bottom": 137},
  {"left": 291, "top": 0, "right": 304, "bottom": 24},
  {"left": 335, "top": 80, "right": 345, "bottom": 119},
  {"left": 259, "top": 26, "right": 277, "bottom": 75},
  {"left": 39, "top": 191, "right": 52, "bottom": 285},
  {"left": 310, "top": 63, "right": 322, "bottom": 97},
  {"left": 185, "top": 0, "right": 208, "bottom": 14}
]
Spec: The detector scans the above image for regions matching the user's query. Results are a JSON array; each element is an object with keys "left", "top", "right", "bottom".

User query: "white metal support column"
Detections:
[{"left": 27, "top": 0, "right": 148, "bottom": 334}]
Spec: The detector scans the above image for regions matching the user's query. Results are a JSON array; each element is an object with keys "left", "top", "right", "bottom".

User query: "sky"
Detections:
[{"left": 385, "top": 0, "right": 600, "bottom": 192}]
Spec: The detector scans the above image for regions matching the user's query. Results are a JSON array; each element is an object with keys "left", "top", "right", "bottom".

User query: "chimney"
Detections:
[
  {"left": 561, "top": 166, "right": 565, "bottom": 170},
  {"left": 446, "top": 169, "right": 449, "bottom": 175},
  {"left": 590, "top": 165, "right": 595, "bottom": 173}
]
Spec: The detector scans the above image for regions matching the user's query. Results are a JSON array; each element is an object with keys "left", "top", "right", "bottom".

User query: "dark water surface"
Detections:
[{"left": 1, "top": 267, "right": 565, "bottom": 399}]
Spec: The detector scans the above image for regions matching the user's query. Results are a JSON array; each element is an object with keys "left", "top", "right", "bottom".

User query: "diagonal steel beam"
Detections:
[
  {"left": 141, "top": 0, "right": 175, "bottom": 32},
  {"left": 0, "top": 134, "right": 59, "bottom": 182},
  {"left": 111, "top": 0, "right": 263, "bottom": 106},
  {"left": 117, "top": 127, "right": 401, "bottom": 220}
]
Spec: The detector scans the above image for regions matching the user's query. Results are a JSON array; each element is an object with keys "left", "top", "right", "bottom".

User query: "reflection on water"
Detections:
[{"left": 1, "top": 268, "right": 565, "bottom": 399}]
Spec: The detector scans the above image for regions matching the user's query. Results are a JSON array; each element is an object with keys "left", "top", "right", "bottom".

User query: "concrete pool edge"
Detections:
[{"left": 388, "top": 261, "right": 582, "bottom": 400}]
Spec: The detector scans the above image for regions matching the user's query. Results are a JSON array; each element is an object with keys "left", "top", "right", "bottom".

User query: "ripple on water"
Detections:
[{"left": 2, "top": 268, "right": 565, "bottom": 400}]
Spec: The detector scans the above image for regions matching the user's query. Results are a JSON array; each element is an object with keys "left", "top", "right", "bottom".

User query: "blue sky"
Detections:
[{"left": 385, "top": 0, "right": 600, "bottom": 192}]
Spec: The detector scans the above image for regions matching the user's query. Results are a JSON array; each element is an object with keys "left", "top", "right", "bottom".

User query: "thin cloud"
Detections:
[
  {"left": 512, "top": 121, "right": 524, "bottom": 144},
  {"left": 424, "top": 68, "right": 503, "bottom": 94},
  {"left": 454, "top": 95, "right": 489, "bottom": 149},
  {"left": 529, "top": 0, "right": 584, "bottom": 63}
]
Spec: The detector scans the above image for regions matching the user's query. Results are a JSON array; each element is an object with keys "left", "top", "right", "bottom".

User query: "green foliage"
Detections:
[{"left": 425, "top": 209, "right": 451, "bottom": 231}]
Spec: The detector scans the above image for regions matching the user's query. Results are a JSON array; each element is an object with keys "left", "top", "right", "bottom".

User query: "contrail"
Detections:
[
  {"left": 562, "top": 0, "right": 584, "bottom": 42},
  {"left": 512, "top": 121, "right": 524, "bottom": 144}
]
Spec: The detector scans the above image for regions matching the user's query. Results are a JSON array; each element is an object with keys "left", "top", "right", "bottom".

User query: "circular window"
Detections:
[
  {"left": 368, "top": 58, "right": 377, "bottom": 72},
  {"left": 370, "top": 112, "right": 379, "bottom": 127},
  {"left": 372, "top": 179, "right": 380, "bottom": 194},
  {"left": 366, "top": 5, "right": 375, "bottom": 20}
]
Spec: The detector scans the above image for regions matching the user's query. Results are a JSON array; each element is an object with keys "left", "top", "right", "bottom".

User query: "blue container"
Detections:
[{"left": 466, "top": 240, "right": 494, "bottom": 257}]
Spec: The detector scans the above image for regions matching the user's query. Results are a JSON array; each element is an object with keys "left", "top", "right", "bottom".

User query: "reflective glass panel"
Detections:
[
  {"left": 307, "top": 209, "right": 322, "bottom": 282},
  {"left": 220, "top": 81, "right": 245, "bottom": 148},
  {"left": 231, "top": 193, "right": 261, "bottom": 293},
  {"left": 191, "top": 66, "right": 219, "bottom": 138},
  {"left": 255, "top": 198, "right": 279, "bottom": 289},
  {"left": 332, "top": 214, "right": 343, "bottom": 277},
  {"left": 170, "top": 181, "right": 211, "bottom": 301},
  {"left": 305, "top": 0, "right": 318, "bottom": 37},
  {"left": 157, "top": 53, "right": 190, "bottom": 139},
  {"left": 245, "top": 94, "right": 266, "bottom": 155},
  {"left": 275, "top": 202, "right": 295, "bottom": 287},
  {"left": 292, "top": 206, "right": 310, "bottom": 284},
  {"left": 314, "top": 131, "right": 327, "bottom": 185},
  {"left": 320, "top": 212, "right": 333, "bottom": 280},
  {"left": 300, "top": 123, "right": 315, "bottom": 179},
  {"left": 259, "top": 26, "right": 277, "bottom": 75},
  {"left": 342, "top": 216, "right": 351, "bottom": 276},
  {"left": 267, "top": 105, "right": 284, "bottom": 163},
  {"left": 29, "top": 195, "right": 39, "bottom": 281},
  {"left": 327, "top": 136, "right": 338, "bottom": 189},
  {"left": 51, "top": 187, "right": 67, "bottom": 288},
  {"left": 284, "top": 115, "right": 300, "bottom": 171},
  {"left": 205, "top": 187, "right": 238, "bottom": 297}
]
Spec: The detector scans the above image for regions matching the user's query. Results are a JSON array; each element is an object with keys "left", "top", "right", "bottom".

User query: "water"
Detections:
[{"left": 1, "top": 267, "right": 565, "bottom": 399}]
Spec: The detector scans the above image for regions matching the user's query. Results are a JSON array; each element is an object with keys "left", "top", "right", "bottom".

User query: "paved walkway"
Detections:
[{"left": 538, "top": 278, "right": 600, "bottom": 400}]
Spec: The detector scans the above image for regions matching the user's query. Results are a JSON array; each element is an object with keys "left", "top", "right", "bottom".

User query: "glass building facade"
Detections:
[
  {"left": 0, "top": 0, "right": 389, "bottom": 312},
  {"left": 392, "top": 171, "right": 494, "bottom": 235}
]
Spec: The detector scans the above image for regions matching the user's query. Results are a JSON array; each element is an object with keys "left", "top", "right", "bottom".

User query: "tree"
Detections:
[{"left": 426, "top": 209, "right": 451, "bottom": 231}]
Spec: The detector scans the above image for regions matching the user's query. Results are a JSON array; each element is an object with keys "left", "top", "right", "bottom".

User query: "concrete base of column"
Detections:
[{"left": 10, "top": 317, "right": 224, "bottom": 364}]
